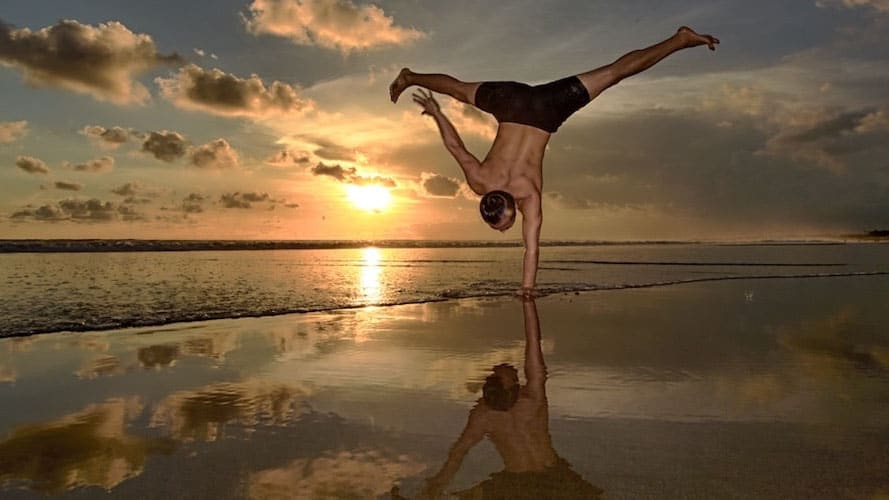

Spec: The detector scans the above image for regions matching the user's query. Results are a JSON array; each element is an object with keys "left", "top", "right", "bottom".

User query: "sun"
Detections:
[{"left": 346, "top": 185, "right": 392, "bottom": 211}]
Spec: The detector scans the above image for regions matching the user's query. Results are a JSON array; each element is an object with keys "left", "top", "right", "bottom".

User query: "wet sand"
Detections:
[{"left": 1, "top": 276, "right": 888, "bottom": 499}]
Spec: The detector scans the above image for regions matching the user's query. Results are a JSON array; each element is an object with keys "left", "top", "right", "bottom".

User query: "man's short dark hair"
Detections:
[
  {"left": 479, "top": 190, "right": 515, "bottom": 225},
  {"left": 482, "top": 365, "right": 520, "bottom": 411}
]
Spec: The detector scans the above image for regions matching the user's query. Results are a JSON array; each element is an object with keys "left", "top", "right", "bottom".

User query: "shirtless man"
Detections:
[
  {"left": 414, "top": 298, "right": 601, "bottom": 499},
  {"left": 390, "top": 27, "right": 719, "bottom": 295}
]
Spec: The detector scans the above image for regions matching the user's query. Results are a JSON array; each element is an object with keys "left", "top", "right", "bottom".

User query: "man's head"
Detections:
[
  {"left": 482, "top": 363, "right": 520, "bottom": 411},
  {"left": 479, "top": 190, "right": 516, "bottom": 232}
]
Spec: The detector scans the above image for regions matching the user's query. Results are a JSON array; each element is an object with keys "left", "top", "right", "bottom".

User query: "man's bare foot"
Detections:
[
  {"left": 389, "top": 68, "right": 412, "bottom": 103},
  {"left": 677, "top": 26, "right": 719, "bottom": 51}
]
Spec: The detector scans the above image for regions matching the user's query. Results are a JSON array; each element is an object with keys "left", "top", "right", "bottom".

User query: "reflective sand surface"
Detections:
[{"left": 1, "top": 276, "right": 888, "bottom": 498}]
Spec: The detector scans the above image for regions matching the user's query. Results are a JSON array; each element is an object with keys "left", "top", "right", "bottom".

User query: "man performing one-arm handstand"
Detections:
[{"left": 390, "top": 27, "right": 719, "bottom": 296}]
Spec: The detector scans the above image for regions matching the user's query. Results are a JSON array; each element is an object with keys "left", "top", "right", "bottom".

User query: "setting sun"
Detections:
[{"left": 346, "top": 185, "right": 392, "bottom": 212}]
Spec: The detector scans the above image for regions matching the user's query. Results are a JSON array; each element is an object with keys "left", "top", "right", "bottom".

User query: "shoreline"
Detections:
[{"left": 4, "top": 270, "right": 887, "bottom": 340}]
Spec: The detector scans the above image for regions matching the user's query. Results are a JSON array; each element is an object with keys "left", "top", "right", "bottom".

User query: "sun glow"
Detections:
[{"left": 346, "top": 185, "right": 392, "bottom": 212}]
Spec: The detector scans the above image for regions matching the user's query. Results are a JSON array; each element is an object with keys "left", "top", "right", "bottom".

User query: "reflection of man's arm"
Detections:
[
  {"left": 423, "top": 406, "right": 486, "bottom": 497},
  {"left": 523, "top": 299, "right": 546, "bottom": 400}
]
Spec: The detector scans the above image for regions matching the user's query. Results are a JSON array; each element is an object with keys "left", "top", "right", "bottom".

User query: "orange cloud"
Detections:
[
  {"left": 0, "top": 120, "right": 27, "bottom": 143},
  {"left": 244, "top": 0, "right": 425, "bottom": 52}
]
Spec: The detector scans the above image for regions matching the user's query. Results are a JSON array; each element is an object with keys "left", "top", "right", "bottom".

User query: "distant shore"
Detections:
[{"left": 0, "top": 238, "right": 865, "bottom": 253}]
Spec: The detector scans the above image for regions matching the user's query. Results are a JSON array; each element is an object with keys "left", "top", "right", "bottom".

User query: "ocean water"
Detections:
[
  {"left": 2, "top": 241, "right": 888, "bottom": 337},
  {"left": 0, "top": 275, "right": 887, "bottom": 498}
]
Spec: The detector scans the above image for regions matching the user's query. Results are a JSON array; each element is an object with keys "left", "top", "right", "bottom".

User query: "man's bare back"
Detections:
[{"left": 391, "top": 27, "right": 719, "bottom": 295}]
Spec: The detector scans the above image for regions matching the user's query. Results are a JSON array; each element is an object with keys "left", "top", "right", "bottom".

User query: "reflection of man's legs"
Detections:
[
  {"left": 390, "top": 68, "right": 481, "bottom": 105},
  {"left": 576, "top": 27, "right": 718, "bottom": 101}
]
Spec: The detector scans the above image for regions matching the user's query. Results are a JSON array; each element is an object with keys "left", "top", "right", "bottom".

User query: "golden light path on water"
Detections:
[{"left": 360, "top": 247, "right": 382, "bottom": 303}]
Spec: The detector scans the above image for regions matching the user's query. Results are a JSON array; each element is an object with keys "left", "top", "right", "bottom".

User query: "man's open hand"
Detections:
[{"left": 412, "top": 89, "right": 440, "bottom": 116}]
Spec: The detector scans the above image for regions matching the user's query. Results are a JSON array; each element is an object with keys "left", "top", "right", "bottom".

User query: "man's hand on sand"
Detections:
[{"left": 412, "top": 89, "right": 440, "bottom": 115}]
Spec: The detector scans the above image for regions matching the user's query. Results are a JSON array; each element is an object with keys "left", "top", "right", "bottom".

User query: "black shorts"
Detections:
[{"left": 474, "top": 76, "right": 591, "bottom": 133}]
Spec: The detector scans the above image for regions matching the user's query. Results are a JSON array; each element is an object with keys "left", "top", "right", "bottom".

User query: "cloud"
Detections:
[
  {"left": 444, "top": 100, "right": 497, "bottom": 140},
  {"left": 181, "top": 193, "right": 206, "bottom": 213},
  {"left": 266, "top": 148, "right": 310, "bottom": 166},
  {"left": 53, "top": 181, "right": 82, "bottom": 191},
  {"left": 111, "top": 182, "right": 140, "bottom": 196},
  {"left": 81, "top": 125, "right": 131, "bottom": 148},
  {"left": 150, "top": 381, "right": 309, "bottom": 441},
  {"left": 142, "top": 131, "right": 187, "bottom": 162},
  {"left": 220, "top": 192, "right": 271, "bottom": 208},
  {"left": 10, "top": 198, "right": 145, "bottom": 222},
  {"left": 68, "top": 155, "right": 114, "bottom": 173},
  {"left": 156, "top": 64, "right": 308, "bottom": 118},
  {"left": 542, "top": 106, "right": 889, "bottom": 233},
  {"left": 15, "top": 155, "right": 48, "bottom": 174},
  {"left": 243, "top": 0, "right": 424, "bottom": 52},
  {"left": 0, "top": 19, "right": 182, "bottom": 104},
  {"left": 421, "top": 172, "right": 461, "bottom": 197},
  {"left": 313, "top": 140, "right": 356, "bottom": 161},
  {"left": 248, "top": 449, "right": 425, "bottom": 499},
  {"left": 138, "top": 344, "right": 180, "bottom": 369},
  {"left": 762, "top": 107, "right": 888, "bottom": 173},
  {"left": 815, "top": 0, "right": 889, "bottom": 12},
  {"left": 189, "top": 138, "right": 239, "bottom": 168},
  {"left": 0, "top": 398, "right": 173, "bottom": 493},
  {"left": 0, "top": 120, "right": 27, "bottom": 143},
  {"left": 311, "top": 162, "right": 396, "bottom": 187}
]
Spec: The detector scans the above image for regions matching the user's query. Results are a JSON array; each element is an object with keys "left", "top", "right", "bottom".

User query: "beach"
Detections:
[{"left": 1, "top": 267, "right": 887, "bottom": 498}]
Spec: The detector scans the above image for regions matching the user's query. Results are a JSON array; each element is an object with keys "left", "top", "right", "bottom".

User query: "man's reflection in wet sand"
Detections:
[{"left": 399, "top": 298, "right": 602, "bottom": 499}]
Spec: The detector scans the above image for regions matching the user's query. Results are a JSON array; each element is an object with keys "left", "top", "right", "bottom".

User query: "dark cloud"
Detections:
[
  {"left": 81, "top": 125, "right": 132, "bottom": 147},
  {"left": 10, "top": 198, "right": 145, "bottom": 222},
  {"left": 111, "top": 182, "right": 139, "bottom": 196},
  {"left": 0, "top": 120, "right": 27, "bottom": 143},
  {"left": 54, "top": 181, "right": 82, "bottom": 191},
  {"left": 0, "top": 19, "right": 182, "bottom": 104},
  {"left": 189, "top": 139, "right": 239, "bottom": 168},
  {"left": 543, "top": 107, "right": 889, "bottom": 232},
  {"left": 422, "top": 173, "right": 460, "bottom": 197},
  {"left": 763, "top": 108, "right": 889, "bottom": 173},
  {"left": 69, "top": 156, "right": 114, "bottom": 173},
  {"left": 181, "top": 193, "right": 206, "bottom": 213},
  {"left": 156, "top": 64, "right": 307, "bottom": 118},
  {"left": 219, "top": 192, "right": 270, "bottom": 209},
  {"left": 266, "top": 149, "right": 310, "bottom": 166},
  {"left": 15, "top": 155, "right": 48, "bottom": 175},
  {"left": 142, "top": 131, "right": 187, "bottom": 162},
  {"left": 310, "top": 162, "right": 396, "bottom": 187}
]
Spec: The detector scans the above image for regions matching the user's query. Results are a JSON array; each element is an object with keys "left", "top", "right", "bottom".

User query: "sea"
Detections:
[{"left": 2, "top": 239, "right": 888, "bottom": 337}]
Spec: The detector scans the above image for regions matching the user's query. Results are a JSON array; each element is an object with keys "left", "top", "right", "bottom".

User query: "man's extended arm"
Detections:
[
  {"left": 413, "top": 90, "right": 484, "bottom": 193},
  {"left": 520, "top": 193, "right": 542, "bottom": 292}
]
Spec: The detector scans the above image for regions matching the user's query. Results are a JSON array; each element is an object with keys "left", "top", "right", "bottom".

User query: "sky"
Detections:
[{"left": 1, "top": 0, "right": 888, "bottom": 241}]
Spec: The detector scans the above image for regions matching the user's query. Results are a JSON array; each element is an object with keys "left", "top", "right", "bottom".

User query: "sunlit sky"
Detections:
[{"left": 2, "top": 0, "right": 888, "bottom": 240}]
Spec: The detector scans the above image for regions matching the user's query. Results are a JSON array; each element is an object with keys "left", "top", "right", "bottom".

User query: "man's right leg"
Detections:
[
  {"left": 575, "top": 26, "right": 718, "bottom": 101},
  {"left": 389, "top": 68, "right": 481, "bottom": 105}
]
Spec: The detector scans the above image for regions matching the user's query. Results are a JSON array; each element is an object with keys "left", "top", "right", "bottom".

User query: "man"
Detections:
[{"left": 390, "top": 27, "right": 719, "bottom": 296}]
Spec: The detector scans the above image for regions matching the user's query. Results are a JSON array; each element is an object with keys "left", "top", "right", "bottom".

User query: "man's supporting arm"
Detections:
[{"left": 520, "top": 194, "right": 542, "bottom": 292}]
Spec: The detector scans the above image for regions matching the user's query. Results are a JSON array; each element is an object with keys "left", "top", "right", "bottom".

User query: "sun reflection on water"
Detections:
[{"left": 360, "top": 247, "right": 382, "bottom": 303}]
